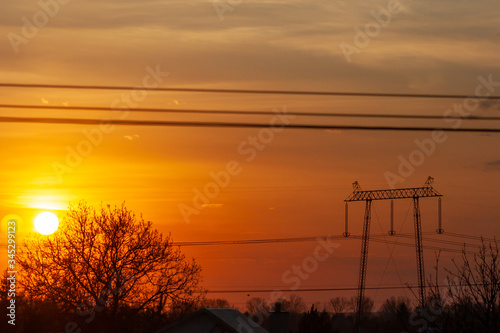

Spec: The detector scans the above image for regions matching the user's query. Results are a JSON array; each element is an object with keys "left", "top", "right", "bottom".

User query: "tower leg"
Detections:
[
  {"left": 356, "top": 199, "right": 372, "bottom": 331},
  {"left": 413, "top": 197, "right": 426, "bottom": 307}
]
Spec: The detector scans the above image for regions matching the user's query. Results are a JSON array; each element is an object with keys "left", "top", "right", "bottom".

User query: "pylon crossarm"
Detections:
[{"left": 345, "top": 187, "right": 442, "bottom": 202}]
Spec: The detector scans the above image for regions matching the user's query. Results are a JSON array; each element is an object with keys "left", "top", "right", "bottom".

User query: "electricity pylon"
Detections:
[{"left": 344, "top": 177, "right": 443, "bottom": 329}]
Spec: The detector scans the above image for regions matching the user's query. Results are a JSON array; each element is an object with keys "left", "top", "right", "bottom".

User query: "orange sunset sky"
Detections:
[{"left": 1, "top": 0, "right": 500, "bottom": 309}]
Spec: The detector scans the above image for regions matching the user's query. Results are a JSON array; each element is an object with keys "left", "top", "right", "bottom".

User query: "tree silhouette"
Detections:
[
  {"left": 379, "top": 296, "right": 412, "bottom": 332},
  {"left": 17, "top": 201, "right": 203, "bottom": 328},
  {"left": 328, "top": 296, "right": 349, "bottom": 315},
  {"left": 199, "top": 297, "right": 233, "bottom": 308},
  {"left": 443, "top": 239, "right": 500, "bottom": 333},
  {"left": 281, "top": 294, "right": 306, "bottom": 313},
  {"left": 298, "top": 304, "right": 333, "bottom": 333},
  {"left": 347, "top": 295, "right": 374, "bottom": 315},
  {"left": 246, "top": 297, "right": 271, "bottom": 314}
]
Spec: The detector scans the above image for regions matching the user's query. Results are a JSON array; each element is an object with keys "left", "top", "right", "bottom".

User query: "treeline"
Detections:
[
  {"left": 2, "top": 290, "right": 499, "bottom": 333},
  {"left": 0, "top": 293, "right": 231, "bottom": 333},
  {"left": 243, "top": 236, "right": 500, "bottom": 333},
  {"left": 1, "top": 202, "right": 499, "bottom": 333},
  {"left": 245, "top": 291, "right": 500, "bottom": 333}
]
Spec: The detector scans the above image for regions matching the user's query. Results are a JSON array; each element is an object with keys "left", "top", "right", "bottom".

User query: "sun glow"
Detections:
[{"left": 34, "top": 212, "right": 59, "bottom": 235}]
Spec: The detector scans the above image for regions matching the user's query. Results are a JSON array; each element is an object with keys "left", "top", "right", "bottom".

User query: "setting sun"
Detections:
[
  {"left": 2, "top": 0, "right": 500, "bottom": 331},
  {"left": 34, "top": 212, "right": 59, "bottom": 235}
]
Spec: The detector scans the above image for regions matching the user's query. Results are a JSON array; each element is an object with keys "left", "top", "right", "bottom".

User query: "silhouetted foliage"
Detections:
[
  {"left": 16, "top": 201, "right": 203, "bottom": 332},
  {"left": 378, "top": 296, "right": 412, "bottom": 332},
  {"left": 442, "top": 240, "right": 500, "bottom": 333},
  {"left": 328, "top": 296, "right": 349, "bottom": 315},
  {"left": 348, "top": 295, "right": 374, "bottom": 325},
  {"left": 298, "top": 304, "right": 333, "bottom": 333},
  {"left": 246, "top": 296, "right": 271, "bottom": 314},
  {"left": 9, "top": 204, "right": 500, "bottom": 333},
  {"left": 279, "top": 294, "right": 306, "bottom": 313},
  {"left": 199, "top": 297, "right": 234, "bottom": 309}
]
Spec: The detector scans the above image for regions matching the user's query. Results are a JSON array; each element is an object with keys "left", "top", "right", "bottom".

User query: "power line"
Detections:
[
  {"left": 2, "top": 104, "right": 500, "bottom": 121},
  {"left": 0, "top": 83, "right": 499, "bottom": 100},
  {"left": 364, "top": 236, "right": 471, "bottom": 255},
  {"left": 170, "top": 233, "right": 424, "bottom": 247},
  {"left": 172, "top": 235, "right": 339, "bottom": 246},
  {"left": 206, "top": 283, "right": 496, "bottom": 294},
  {"left": 395, "top": 234, "right": 479, "bottom": 248},
  {"left": 444, "top": 232, "right": 500, "bottom": 244},
  {"left": 0, "top": 232, "right": 479, "bottom": 254},
  {"left": 172, "top": 233, "right": 475, "bottom": 255},
  {"left": 1, "top": 116, "right": 500, "bottom": 132},
  {"left": 0, "top": 233, "right": 473, "bottom": 254},
  {"left": 207, "top": 286, "right": 408, "bottom": 294},
  {"left": 173, "top": 234, "right": 367, "bottom": 247},
  {"left": 0, "top": 234, "right": 350, "bottom": 249},
  {"left": 371, "top": 203, "right": 409, "bottom": 300}
]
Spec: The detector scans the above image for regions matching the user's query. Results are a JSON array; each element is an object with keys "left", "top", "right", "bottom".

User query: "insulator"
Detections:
[
  {"left": 388, "top": 199, "right": 396, "bottom": 236},
  {"left": 343, "top": 202, "right": 350, "bottom": 237},
  {"left": 436, "top": 197, "right": 444, "bottom": 234}
]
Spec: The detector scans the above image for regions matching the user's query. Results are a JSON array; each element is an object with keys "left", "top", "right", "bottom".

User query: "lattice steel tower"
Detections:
[{"left": 344, "top": 177, "right": 443, "bottom": 329}]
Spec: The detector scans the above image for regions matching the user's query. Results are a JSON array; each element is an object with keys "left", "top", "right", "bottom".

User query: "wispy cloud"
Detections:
[
  {"left": 479, "top": 100, "right": 500, "bottom": 111},
  {"left": 124, "top": 134, "right": 140, "bottom": 141},
  {"left": 201, "top": 203, "right": 224, "bottom": 208},
  {"left": 485, "top": 160, "right": 500, "bottom": 170}
]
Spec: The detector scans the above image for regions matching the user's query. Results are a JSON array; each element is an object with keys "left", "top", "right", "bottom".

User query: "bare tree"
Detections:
[
  {"left": 444, "top": 239, "right": 500, "bottom": 332},
  {"left": 199, "top": 298, "right": 233, "bottom": 308},
  {"left": 328, "top": 296, "right": 349, "bottom": 315},
  {"left": 246, "top": 297, "right": 270, "bottom": 314},
  {"left": 379, "top": 296, "right": 412, "bottom": 331},
  {"left": 0, "top": 269, "right": 9, "bottom": 302},
  {"left": 379, "top": 296, "right": 412, "bottom": 315},
  {"left": 347, "top": 296, "right": 374, "bottom": 314},
  {"left": 281, "top": 294, "right": 306, "bottom": 313},
  {"left": 298, "top": 304, "right": 333, "bottom": 333},
  {"left": 17, "top": 202, "right": 203, "bottom": 320}
]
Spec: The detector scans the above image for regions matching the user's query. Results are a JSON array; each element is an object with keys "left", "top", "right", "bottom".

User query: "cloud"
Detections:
[
  {"left": 479, "top": 100, "right": 500, "bottom": 111},
  {"left": 325, "top": 129, "right": 342, "bottom": 134},
  {"left": 2, "top": 0, "right": 500, "bottom": 98},
  {"left": 124, "top": 134, "right": 140, "bottom": 141},
  {"left": 201, "top": 203, "right": 224, "bottom": 208},
  {"left": 485, "top": 160, "right": 500, "bottom": 170}
]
